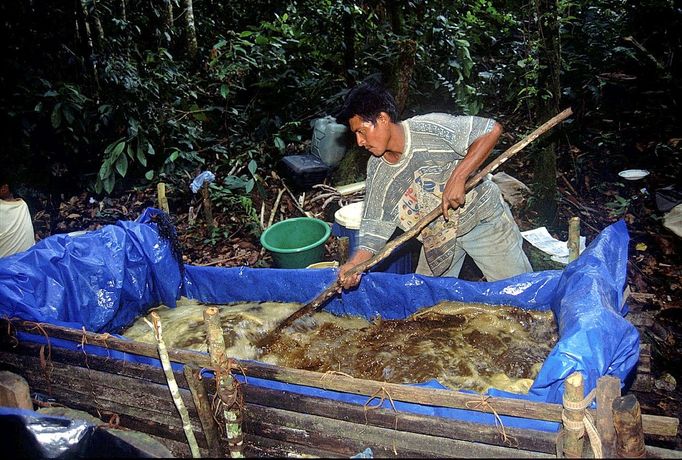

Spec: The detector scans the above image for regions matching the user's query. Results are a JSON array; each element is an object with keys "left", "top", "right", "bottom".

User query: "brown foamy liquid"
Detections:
[{"left": 122, "top": 298, "right": 557, "bottom": 394}]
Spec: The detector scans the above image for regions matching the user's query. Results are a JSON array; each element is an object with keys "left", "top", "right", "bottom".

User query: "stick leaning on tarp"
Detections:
[{"left": 256, "top": 107, "right": 574, "bottom": 349}]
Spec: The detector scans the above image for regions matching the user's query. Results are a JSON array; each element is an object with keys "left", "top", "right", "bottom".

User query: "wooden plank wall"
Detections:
[{"left": 0, "top": 340, "right": 557, "bottom": 458}]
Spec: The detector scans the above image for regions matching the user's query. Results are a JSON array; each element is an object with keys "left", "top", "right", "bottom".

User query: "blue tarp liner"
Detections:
[{"left": 0, "top": 208, "right": 639, "bottom": 433}]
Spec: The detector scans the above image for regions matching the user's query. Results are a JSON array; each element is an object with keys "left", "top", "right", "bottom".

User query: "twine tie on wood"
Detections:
[
  {"left": 466, "top": 396, "right": 518, "bottom": 447},
  {"left": 2, "top": 315, "right": 19, "bottom": 347},
  {"left": 561, "top": 388, "right": 604, "bottom": 458}
]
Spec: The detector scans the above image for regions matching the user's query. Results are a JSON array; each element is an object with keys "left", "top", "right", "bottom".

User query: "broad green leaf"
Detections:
[
  {"left": 63, "top": 106, "right": 74, "bottom": 125},
  {"left": 220, "top": 84, "right": 229, "bottom": 99},
  {"left": 129, "top": 118, "right": 139, "bottom": 136},
  {"left": 168, "top": 150, "right": 179, "bottom": 162},
  {"left": 111, "top": 140, "right": 126, "bottom": 160},
  {"left": 98, "top": 160, "right": 112, "bottom": 180},
  {"left": 248, "top": 159, "right": 257, "bottom": 174},
  {"left": 51, "top": 103, "right": 62, "bottom": 128},
  {"left": 274, "top": 136, "right": 285, "bottom": 152},
  {"left": 127, "top": 143, "right": 135, "bottom": 159},
  {"left": 136, "top": 143, "right": 147, "bottom": 167},
  {"left": 145, "top": 170, "right": 154, "bottom": 180},
  {"left": 115, "top": 154, "right": 128, "bottom": 177},
  {"left": 103, "top": 174, "right": 115, "bottom": 194},
  {"left": 148, "top": 144, "right": 156, "bottom": 156}
]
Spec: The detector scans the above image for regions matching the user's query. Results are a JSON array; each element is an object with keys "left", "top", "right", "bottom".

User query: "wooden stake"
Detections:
[
  {"left": 257, "top": 107, "right": 575, "bottom": 348},
  {"left": 204, "top": 307, "right": 244, "bottom": 458},
  {"left": 201, "top": 183, "right": 213, "bottom": 230},
  {"left": 337, "top": 236, "right": 350, "bottom": 264},
  {"left": 157, "top": 182, "right": 170, "bottom": 214},
  {"left": 595, "top": 376, "right": 620, "bottom": 458},
  {"left": 184, "top": 365, "right": 223, "bottom": 458},
  {"left": 613, "top": 394, "right": 646, "bottom": 458},
  {"left": 145, "top": 312, "right": 200, "bottom": 458},
  {"left": 266, "top": 188, "right": 285, "bottom": 228},
  {"left": 562, "top": 371, "right": 585, "bottom": 458},
  {"left": 568, "top": 216, "right": 581, "bottom": 262}
]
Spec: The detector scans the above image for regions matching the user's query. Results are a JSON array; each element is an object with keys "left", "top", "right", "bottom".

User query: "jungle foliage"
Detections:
[{"left": 1, "top": 0, "right": 679, "bottom": 225}]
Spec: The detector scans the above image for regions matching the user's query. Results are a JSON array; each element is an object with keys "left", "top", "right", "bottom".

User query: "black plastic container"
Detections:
[{"left": 278, "top": 154, "right": 330, "bottom": 190}]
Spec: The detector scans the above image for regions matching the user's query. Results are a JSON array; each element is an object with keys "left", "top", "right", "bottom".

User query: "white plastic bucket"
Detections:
[{"left": 333, "top": 201, "right": 363, "bottom": 230}]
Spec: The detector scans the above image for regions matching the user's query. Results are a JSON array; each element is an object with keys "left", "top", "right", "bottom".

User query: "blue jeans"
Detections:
[{"left": 416, "top": 196, "right": 532, "bottom": 281}]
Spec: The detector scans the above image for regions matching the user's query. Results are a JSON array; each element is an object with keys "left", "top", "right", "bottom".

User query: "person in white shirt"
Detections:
[{"left": 0, "top": 176, "right": 36, "bottom": 257}]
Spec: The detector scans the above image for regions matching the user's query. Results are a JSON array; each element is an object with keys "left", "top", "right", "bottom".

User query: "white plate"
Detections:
[{"left": 618, "top": 169, "right": 649, "bottom": 180}]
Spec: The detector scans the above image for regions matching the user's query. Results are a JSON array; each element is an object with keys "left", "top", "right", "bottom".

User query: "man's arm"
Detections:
[{"left": 441, "top": 121, "right": 502, "bottom": 219}]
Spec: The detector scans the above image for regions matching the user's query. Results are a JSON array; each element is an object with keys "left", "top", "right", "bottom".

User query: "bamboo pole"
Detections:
[
  {"left": 3, "top": 319, "right": 679, "bottom": 438},
  {"left": 204, "top": 307, "right": 244, "bottom": 458},
  {"left": 257, "top": 107, "right": 575, "bottom": 347},
  {"left": 183, "top": 365, "right": 223, "bottom": 457},
  {"left": 613, "top": 394, "right": 646, "bottom": 458},
  {"left": 145, "top": 312, "right": 200, "bottom": 458},
  {"left": 157, "top": 182, "right": 170, "bottom": 214},
  {"left": 562, "top": 372, "right": 586, "bottom": 458},
  {"left": 568, "top": 216, "right": 581, "bottom": 262}
]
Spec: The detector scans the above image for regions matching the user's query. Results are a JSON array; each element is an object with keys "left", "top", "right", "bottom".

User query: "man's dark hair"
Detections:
[
  {"left": 335, "top": 81, "right": 399, "bottom": 126},
  {"left": 0, "top": 171, "right": 13, "bottom": 190}
]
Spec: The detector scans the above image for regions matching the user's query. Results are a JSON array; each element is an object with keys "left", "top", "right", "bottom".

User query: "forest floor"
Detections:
[{"left": 24, "top": 112, "right": 682, "bottom": 450}]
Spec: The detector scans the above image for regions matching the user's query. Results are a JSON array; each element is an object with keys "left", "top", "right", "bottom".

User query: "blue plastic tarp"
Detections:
[{"left": 0, "top": 208, "right": 639, "bottom": 432}]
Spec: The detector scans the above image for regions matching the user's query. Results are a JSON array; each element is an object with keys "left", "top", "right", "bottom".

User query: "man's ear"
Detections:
[{"left": 378, "top": 112, "right": 390, "bottom": 124}]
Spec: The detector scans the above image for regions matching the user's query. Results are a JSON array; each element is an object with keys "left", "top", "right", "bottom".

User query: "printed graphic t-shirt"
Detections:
[{"left": 358, "top": 113, "right": 502, "bottom": 275}]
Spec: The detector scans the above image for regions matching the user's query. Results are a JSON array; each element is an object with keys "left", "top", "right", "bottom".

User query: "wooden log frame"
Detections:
[{"left": 0, "top": 320, "right": 679, "bottom": 458}]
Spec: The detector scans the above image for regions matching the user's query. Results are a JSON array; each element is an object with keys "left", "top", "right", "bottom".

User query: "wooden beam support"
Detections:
[
  {"left": 184, "top": 365, "right": 223, "bottom": 458},
  {"left": 613, "top": 394, "right": 646, "bottom": 458},
  {"left": 562, "top": 371, "right": 585, "bottom": 458},
  {"left": 595, "top": 375, "right": 621, "bottom": 458}
]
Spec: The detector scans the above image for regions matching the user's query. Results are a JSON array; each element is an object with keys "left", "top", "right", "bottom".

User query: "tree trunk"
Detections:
[
  {"left": 76, "top": 0, "right": 100, "bottom": 95},
  {"left": 389, "top": 39, "right": 416, "bottom": 116},
  {"left": 161, "top": 0, "right": 174, "bottom": 47},
  {"left": 182, "top": 0, "right": 198, "bottom": 61},
  {"left": 90, "top": 0, "right": 105, "bottom": 46},
  {"left": 342, "top": 5, "right": 355, "bottom": 86},
  {"left": 531, "top": 0, "right": 562, "bottom": 224},
  {"left": 385, "top": 0, "right": 403, "bottom": 35}
]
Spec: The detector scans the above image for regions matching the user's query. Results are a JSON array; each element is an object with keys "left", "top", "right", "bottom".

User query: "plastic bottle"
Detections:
[{"left": 311, "top": 116, "right": 348, "bottom": 168}]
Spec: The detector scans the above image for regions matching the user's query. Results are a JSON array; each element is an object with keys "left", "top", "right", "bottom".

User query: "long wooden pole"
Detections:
[
  {"left": 257, "top": 107, "right": 574, "bottom": 347},
  {"left": 146, "top": 312, "right": 201, "bottom": 458}
]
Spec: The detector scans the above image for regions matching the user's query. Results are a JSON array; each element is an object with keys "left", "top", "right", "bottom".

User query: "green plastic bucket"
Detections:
[{"left": 260, "top": 217, "right": 331, "bottom": 268}]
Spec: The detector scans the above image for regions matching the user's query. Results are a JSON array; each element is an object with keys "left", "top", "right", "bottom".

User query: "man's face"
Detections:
[
  {"left": 0, "top": 184, "right": 10, "bottom": 200},
  {"left": 349, "top": 113, "right": 391, "bottom": 157}
]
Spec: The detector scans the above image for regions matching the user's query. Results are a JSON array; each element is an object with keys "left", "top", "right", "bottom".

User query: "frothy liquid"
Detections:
[{"left": 123, "top": 298, "right": 558, "bottom": 394}]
